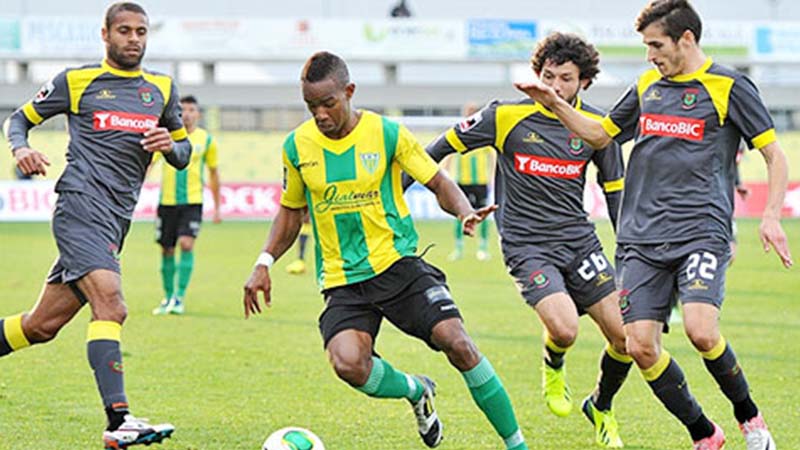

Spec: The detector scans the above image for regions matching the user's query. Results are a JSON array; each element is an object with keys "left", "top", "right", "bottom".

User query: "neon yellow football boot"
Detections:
[
  {"left": 286, "top": 259, "right": 306, "bottom": 275},
  {"left": 582, "top": 396, "right": 624, "bottom": 448},
  {"left": 543, "top": 363, "right": 572, "bottom": 417}
]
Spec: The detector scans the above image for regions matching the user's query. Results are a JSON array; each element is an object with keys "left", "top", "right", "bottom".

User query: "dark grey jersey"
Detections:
[
  {"left": 5, "top": 60, "right": 192, "bottom": 217},
  {"left": 427, "top": 97, "right": 624, "bottom": 244},
  {"left": 602, "top": 59, "right": 775, "bottom": 244}
]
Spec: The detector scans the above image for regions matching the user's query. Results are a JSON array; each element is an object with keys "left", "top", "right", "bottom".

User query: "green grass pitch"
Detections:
[{"left": 0, "top": 219, "right": 798, "bottom": 449}]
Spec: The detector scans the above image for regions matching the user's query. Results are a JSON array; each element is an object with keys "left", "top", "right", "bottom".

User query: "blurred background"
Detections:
[{"left": 1, "top": 0, "right": 799, "bottom": 219}]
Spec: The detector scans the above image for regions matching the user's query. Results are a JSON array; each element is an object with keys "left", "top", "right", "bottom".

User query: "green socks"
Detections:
[
  {"left": 355, "top": 356, "right": 423, "bottom": 402},
  {"left": 462, "top": 357, "right": 527, "bottom": 450},
  {"left": 176, "top": 250, "right": 194, "bottom": 298},
  {"left": 160, "top": 254, "right": 175, "bottom": 299}
]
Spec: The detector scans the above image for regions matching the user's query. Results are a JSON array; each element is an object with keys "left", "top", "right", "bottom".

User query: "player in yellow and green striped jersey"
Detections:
[
  {"left": 445, "top": 102, "right": 495, "bottom": 261},
  {"left": 152, "top": 95, "right": 221, "bottom": 315},
  {"left": 243, "top": 52, "right": 529, "bottom": 450}
]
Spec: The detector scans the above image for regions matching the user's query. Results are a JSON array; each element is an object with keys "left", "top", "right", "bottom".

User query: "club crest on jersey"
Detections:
[
  {"left": 681, "top": 88, "right": 699, "bottom": 110},
  {"left": 33, "top": 79, "right": 55, "bottom": 104},
  {"left": 360, "top": 152, "right": 380, "bottom": 174},
  {"left": 138, "top": 87, "right": 154, "bottom": 107},
  {"left": 567, "top": 134, "right": 584, "bottom": 155},
  {"left": 458, "top": 111, "right": 483, "bottom": 133},
  {"left": 529, "top": 270, "right": 550, "bottom": 289}
]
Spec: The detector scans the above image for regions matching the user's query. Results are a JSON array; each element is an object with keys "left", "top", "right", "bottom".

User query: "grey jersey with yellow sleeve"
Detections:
[
  {"left": 5, "top": 60, "right": 191, "bottom": 218},
  {"left": 426, "top": 97, "right": 624, "bottom": 244},
  {"left": 601, "top": 59, "right": 775, "bottom": 244}
]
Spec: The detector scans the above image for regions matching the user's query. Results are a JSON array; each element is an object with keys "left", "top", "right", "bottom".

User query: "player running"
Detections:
[
  {"left": 2, "top": 2, "right": 190, "bottom": 448},
  {"left": 420, "top": 32, "right": 631, "bottom": 448},
  {"left": 243, "top": 51, "right": 528, "bottom": 450},
  {"left": 152, "top": 95, "right": 221, "bottom": 315},
  {"left": 516, "top": 1, "right": 792, "bottom": 449}
]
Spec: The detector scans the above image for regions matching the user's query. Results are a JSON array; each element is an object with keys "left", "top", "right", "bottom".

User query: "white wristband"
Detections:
[{"left": 255, "top": 252, "right": 275, "bottom": 269}]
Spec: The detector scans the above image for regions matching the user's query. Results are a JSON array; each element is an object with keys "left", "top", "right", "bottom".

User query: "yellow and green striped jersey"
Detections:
[
  {"left": 452, "top": 146, "right": 493, "bottom": 185},
  {"left": 156, "top": 127, "right": 219, "bottom": 205},
  {"left": 281, "top": 110, "right": 439, "bottom": 290}
]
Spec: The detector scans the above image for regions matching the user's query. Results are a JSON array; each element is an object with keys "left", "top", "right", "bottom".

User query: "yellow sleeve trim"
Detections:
[
  {"left": 445, "top": 128, "right": 468, "bottom": 153},
  {"left": 606, "top": 344, "right": 633, "bottom": 364},
  {"left": 87, "top": 320, "right": 122, "bottom": 342},
  {"left": 601, "top": 116, "right": 621, "bottom": 138},
  {"left": 641, "top": 350, "right": 671, "bottom": 381},
  {"left": 22, "top": 102, "right": 44, "bottom": 125},
  {"left": 701, "top": 336, "right": 727, "bottom": 361},
  {"left": 280, "top": 197, "right": 308, "bottom": 209},
  {"left": 170, "top": 127, "right": 188, "bottom": 141},
  {"left": 603, "top": 178, "right": 624, "bottom": 193},
  {"left": 751, "top": 128, "right": 777, "bottom": 149},
  {"left": 3, "top": 314, "right": 31, "bottom": 351}
]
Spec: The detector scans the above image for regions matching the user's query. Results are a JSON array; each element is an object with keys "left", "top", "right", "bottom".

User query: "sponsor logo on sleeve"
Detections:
[
  {"left": 458, "top": 111, "right": 483, "bottom": 133},
  {"left": 93, "top": 111, "right": 159, "bottom": 133},
  {"left": 639, "top": 114, "right": 705, "bottom": 141},
  {"left": 33, "top": 79, "right": 55, "bottom": 103},
  {"left": 513, "top": 153, "right": 586, "bottom": 179}
]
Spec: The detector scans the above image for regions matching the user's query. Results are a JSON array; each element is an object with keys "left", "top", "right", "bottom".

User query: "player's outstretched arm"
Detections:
[
  {"left": 758, "top": 142, "right": 793, "bottom": 268},
  {"left": 243, "top": 205, "right": 305, "bottom": 318},
  {"left": 514, "top": 80, "right": 612, "bottom": 149},
  {"left": 425, "top": 169, "right": 497, "bottom": 236}
]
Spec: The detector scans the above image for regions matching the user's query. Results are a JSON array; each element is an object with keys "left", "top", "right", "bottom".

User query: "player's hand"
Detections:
[
  {"left": 514, "top": 80, "right": 559, "bottom": 108},
  {"left": 243, "top": 265, "right": 272, "bottom": 318},
  {"left": 213, "top": 210, "right": 222, "bottom": 224},
  {"left": 759, "top": 216, "right": 793, "bottom": 268},
  {"left": 460, "top": 204, "right": 498, "bottom": 237},
  {"left": 141, "top": 127, "right": 174, "bottom": 154},
  {"left": 736, "top": 185, "right": 750, "bottom": 201},
  {"left": 14, "top": 147, "right": 50, "bottom": 176}
]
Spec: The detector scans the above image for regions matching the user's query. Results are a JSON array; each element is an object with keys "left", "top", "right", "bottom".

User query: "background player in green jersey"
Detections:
[
  {"left": 152, "top": 95, "right": 221, "bottom": 315},
  {"left": 516, "top": 1, "right": 792, "bottom": 449},
  {"left": 2, "top": 3, "right": 190, "bottom": 448},
  {"left": 243, "top": 51, "right": 528, "bottom": 450},
  {"left": 444, "top": 102, "right": 495, "bottom": 261}
]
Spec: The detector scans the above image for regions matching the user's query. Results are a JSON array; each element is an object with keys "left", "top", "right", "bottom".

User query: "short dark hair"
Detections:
[
  {"left": 180, "top": 95, "right": 199, "bottom": 105},
  {"left": 301, "top": 51, "right": 350, "bottom": 87},
  {"left": 105, "top": 2, "right": 148, "bottom": 30},
  {"left": 636, "top": 0, "right": 702, "bottom": 44},
  {"left": 531, "top": 32, "right": 600, "bottom": 87}
]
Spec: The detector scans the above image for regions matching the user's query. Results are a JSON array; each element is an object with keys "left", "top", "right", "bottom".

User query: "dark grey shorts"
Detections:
[
  {"left": 47, "top": 192, "right": 131, "bottom": 286},
  {"left": 616, "top": 237, "right": 730, "bottom": 325},
  {"left": 502, "top": 234, "right": 616, "bottom": 313}
]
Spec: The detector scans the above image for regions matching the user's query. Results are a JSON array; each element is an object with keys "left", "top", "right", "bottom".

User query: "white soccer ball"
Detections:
[{"left": 262, "top": 427, "right": 325, "bottom": 450}]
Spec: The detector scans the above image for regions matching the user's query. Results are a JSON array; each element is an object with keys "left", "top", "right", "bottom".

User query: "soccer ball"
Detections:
[{"left": 262, "top": 427, "right": 325, "bottom": 450}]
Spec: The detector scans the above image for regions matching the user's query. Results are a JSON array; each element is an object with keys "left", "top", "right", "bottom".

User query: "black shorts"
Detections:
[
  {"left": 458, "top": 184, "right": 488, "bottom": 210},
  {"left": 48, "top": 192, "right": 131, "bottom": 287},
  {"left": 319, "top": 257, "right": 463, "bottom": 351},
  {"left": 502, "top": 234, "right": 616, "bottom": 314},
  {"left": 156, "top": 204, "right": 203, "bottom": 248},
  {"left": 617, "top": 237, "right": 730, "bottom": 325}
]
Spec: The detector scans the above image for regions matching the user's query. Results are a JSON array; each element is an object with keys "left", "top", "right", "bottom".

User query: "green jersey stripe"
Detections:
[
  {"left": 334, "top": 211, "right": 375, "bottom": 283},
  {"left": 379, "top": 117, "right": 418, "bottom": 255},
  {"left": 324, "top": 146, "right": 357, "bottom": 182}
]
